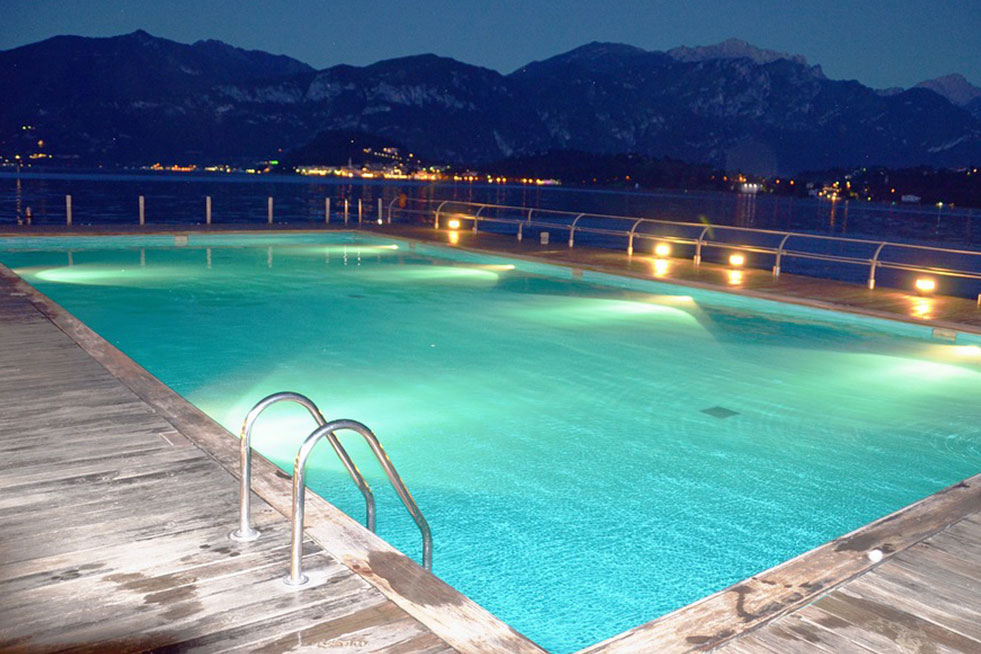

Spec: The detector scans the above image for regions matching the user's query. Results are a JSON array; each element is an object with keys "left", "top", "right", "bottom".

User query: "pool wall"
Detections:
[{"left": 1, "top": 229, "right": 978, "bottom": 654}]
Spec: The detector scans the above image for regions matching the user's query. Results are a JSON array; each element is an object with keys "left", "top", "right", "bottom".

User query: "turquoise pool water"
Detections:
[{"left": 2, "top": 233, "right": 979, "bottom": 653}]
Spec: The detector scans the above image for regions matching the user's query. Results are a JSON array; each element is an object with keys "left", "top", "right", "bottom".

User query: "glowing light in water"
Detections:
[{"left": 951, "top": 344, "right": 981, "bottom": 358}]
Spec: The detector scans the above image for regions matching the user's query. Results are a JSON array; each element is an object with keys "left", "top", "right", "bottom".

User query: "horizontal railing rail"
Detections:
[{"left": 392, "top": 199, "right": 981, "bottom": 296}]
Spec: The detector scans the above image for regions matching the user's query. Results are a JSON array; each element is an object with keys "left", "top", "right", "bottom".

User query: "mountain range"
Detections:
[{"left": 2, "top": 31, "right": 980, "bottom": 174}]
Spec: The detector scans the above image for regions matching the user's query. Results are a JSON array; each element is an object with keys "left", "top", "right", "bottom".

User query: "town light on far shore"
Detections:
[
  {"left": 729, "top": 253, "right": 745, "bottom": 267},
  {"left": 914, "top": 277, "right": 936, "bottom": 295},
  {"left": 448, "top": 218, "right": 461, "bottom": 230},
  {"left": 654, "top": 243, "right": 671, "bottom": 257}
]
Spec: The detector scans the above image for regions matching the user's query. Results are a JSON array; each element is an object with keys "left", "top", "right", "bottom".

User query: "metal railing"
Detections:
[
  {"left": 285, "top": 419, "right": 432, "bottom": 586},
  {"left": 231, "top": 392, "right": 375, "bottom": 542},
  {"left": 397, "top": 199, "right": 981, "bottom": 295}
]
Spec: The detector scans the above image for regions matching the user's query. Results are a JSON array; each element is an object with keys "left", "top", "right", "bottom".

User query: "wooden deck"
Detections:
[
  {"left": 713, "top": 513, "right": 981, "bottom": 654},
  {"left": 0, "top": 279, "right": 458, "bottom": 653}
]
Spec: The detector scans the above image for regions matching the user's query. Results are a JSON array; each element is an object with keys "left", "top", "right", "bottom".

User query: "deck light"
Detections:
[
  {"left": 914, "top": 277, "right": 936, "bottom": 295},
  {"left": 729, "top": 253, "right": 745, "bottom": 267},
  {"left": 654, "top": 243, "right": 671, "bottom": 257},
  {"left": 447, "top": 218, "right": 461, "bottom": 230}
]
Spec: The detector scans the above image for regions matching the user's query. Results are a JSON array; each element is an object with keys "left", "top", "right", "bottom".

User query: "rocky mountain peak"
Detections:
[{"left": 916, "top": 73, "right": 981, "bottom": 106}]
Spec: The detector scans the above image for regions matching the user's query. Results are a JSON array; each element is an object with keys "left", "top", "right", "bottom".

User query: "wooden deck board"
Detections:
[
  {"left": 710, "top": 514, "right": 981, "bottom": 654},
  {"left": 0, "top": 283, "right": 457, "bottom": 654}
]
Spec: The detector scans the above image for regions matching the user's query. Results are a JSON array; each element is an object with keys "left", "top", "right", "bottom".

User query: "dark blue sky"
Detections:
[{"left": 2, "top": 0, "right": 979, "bottom": 88}]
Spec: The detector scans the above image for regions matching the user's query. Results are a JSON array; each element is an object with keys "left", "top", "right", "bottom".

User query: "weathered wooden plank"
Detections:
[
  {"left": 1, "top": 554, "right": 370, "bottom": 654},
  {"left": 807, "top": 589, "right": 979, "bottom": 653},
  {"left": 0, "top": 509, "right": 287, "bottom": 595},
  {"left": 841, "top": 571, "right": 981, "bottom": 641},
  {"left": 0, "top": 444, "right": 205, "bottom": 491}
]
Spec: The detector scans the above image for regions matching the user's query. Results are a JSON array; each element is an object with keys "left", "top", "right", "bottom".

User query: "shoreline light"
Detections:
[
  {"left": 914, "top": 277, "right": 936, "bottom": 295},
  {"left": 654, "top": 243, "right": 671, "bottom": 257},
  {"left": 729, "top": 253, "right": 746, "bottom": 267}
]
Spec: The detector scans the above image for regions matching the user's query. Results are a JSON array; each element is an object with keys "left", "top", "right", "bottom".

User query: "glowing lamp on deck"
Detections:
[
  {"left": 914, "top": 277, "right": 936, "bottom": 295},
  {"left": 729, "top": 253, "right": 746, "bottom": 267},
  {"left": 654, "top": 243, "right": 671, "bottom": 257},
  {"left": 447, "top": 218, "right": 461, "bottom": 230}
]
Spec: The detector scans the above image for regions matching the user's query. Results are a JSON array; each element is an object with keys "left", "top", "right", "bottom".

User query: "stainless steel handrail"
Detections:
[
  {"left": 284, "top": 419, "right": 432, "bottom": 586},
  {"left": 473, "top": 205, "right": 487, "bottom": 233},
  {"left": 231, "top": 392, "right": 376, "bottom": 542},
  {"left": 433, "top": 200, "right": 450, "bottom": 229},
  {"left": 413, "top": 199, "right": 981, "bottom": 287},
  {"left": 568, "top": 213, "right": 586, "bottom": 247}
]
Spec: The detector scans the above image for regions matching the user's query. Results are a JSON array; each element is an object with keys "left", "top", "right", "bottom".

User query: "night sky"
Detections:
[{"left": 1, "top": 0, "right": 979, "bottom": 89}]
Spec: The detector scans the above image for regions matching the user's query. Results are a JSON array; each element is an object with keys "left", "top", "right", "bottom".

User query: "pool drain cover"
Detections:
[{"left": 702, "top": 406, "right": 739, "bottom": 419}]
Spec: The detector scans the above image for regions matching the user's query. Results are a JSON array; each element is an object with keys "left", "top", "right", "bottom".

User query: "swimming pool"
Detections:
[{"left": 2, "top": 232, "right": 979, "bottom": 653}]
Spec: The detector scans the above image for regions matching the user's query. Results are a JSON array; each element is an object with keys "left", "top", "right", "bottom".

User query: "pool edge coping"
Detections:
[{"left": 2, "top": 231, "right": 979, "bottom": 654}]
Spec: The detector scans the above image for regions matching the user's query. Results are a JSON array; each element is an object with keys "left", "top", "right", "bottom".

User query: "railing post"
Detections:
[
  {"left": 773, "top": 233, "right": 791, "bottom": 276},
  {"left": 627, "top": 218, "right": 644, "bottom": 255},
  {"left": 694, "top": 226, "right": 711, "bottom": 265},
  {"left": 387, "top": 196, "right": 399, "bottom": 223},
  {"left": 358, "top": 199, "right": 363, "bottom": 225},
  {"left": 344, "top": 199, "right": 350, "bottom": 224},
  {"left": 65, "top": 195, "right": 72, "bottom": 226},
  {"left": 206, "top": 196, "right": 212, "bottom": 225},
  {"left": 569, "top": 213, "right": 585, "bottom": 247},
  {"left": 517, "top": 222, "right": 523, "bottom": 241},
  {"left": 325, "top": 198, "right": 330, "bottom": 224},
  {"left": 138, "top": 195, "right": 145, "bottom": 226},
  {"left": 378, "top": 198, "right": 383, "bottom": 224},
  {"left": 434, "top": 200, "right": 449, "bottom": 229},
  {"left": 868, "top": 243, "right": 886, "bottom": 289},
  {"left": 473, "top": 206, "right": 486, "bottom": 233},
  {"left": 267, "top": 197, "right": 274, "bottom": 224}
]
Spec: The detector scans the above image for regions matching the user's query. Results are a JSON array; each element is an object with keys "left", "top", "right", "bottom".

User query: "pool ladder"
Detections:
[{"left": 230, "top": 392, "right": 432, "bottom": 586}]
